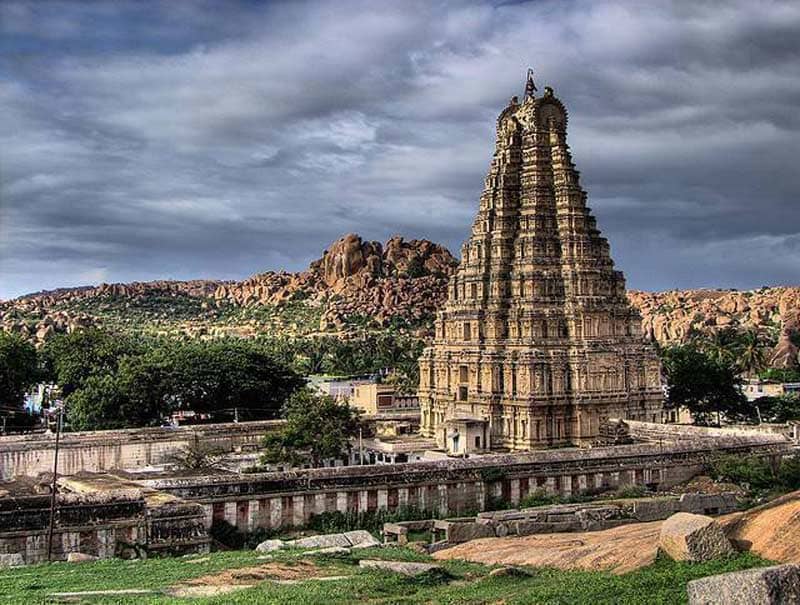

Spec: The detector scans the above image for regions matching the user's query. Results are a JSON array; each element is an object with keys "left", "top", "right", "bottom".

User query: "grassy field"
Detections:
[{"left": 0, "top": 546, "right": 769, "bottom": 605}]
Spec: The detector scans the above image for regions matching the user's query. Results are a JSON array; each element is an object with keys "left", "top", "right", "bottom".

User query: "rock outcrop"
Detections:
[
  {"left": 721, "top": 489, "right": 800, "bottom": 564},
  {"left": 3, "top": 232, "right": 800, "bottom": 354},
  {"left": 658, "top": 512, "right": 734, "bottom": 562}
]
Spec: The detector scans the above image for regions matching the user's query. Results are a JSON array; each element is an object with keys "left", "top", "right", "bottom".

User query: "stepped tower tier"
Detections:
[{"left": 418, "top": 78, "right": 663, "bottom": 453}]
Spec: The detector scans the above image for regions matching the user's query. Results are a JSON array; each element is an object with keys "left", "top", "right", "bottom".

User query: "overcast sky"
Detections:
[{"left": 1, "top": 0, "right": 799, "bottom": 300}]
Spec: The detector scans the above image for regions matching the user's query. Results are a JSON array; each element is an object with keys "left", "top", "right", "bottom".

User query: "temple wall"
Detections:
[
  {"left": 145, "top": 424, "right": 790, "bottom": 532},
  {"left": 0, "top": 492, "right": 209, "bottom": 564},
  {"left": 0, "top": 421, "right": 283, "bottom": 480}
]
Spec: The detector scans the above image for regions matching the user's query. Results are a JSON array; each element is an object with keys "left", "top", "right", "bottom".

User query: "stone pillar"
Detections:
[
  {"left": 475, "top": 481, "right": 486, "bottom": 511},
  {"left": 292, "top": 495, "right": 304, "bottom": 526},
  {"left": 315, "top": 493, "right": 327, "bottom": 515},
  {"left": 248, "top": 499, "right": 261, "bottom": 531},
  {"left": 510, "top": 479, "right": 520, "bottom": 504},
  {"left": 269, "top": 498, "right": 283, "bottom": 529},
  {"left": 377, "top": 489, "right": 388, "bottom": 510},
  {"left": 577, "top": 474, "right": 587, "bottom": 492},
  {"left": 398, "top": 487, "right": 409, "bottom": 508},
  {"left": 437, "top": 484, "right": 449, "bottom": 516},
  {"left": 224, "top": 501, "right": 237, "bottom": 526},
  {"left": 203, "top": 504, "right": 214, "bottom": 529},
  {"left": 336, "top": 491, "right": 348, "bottom": 513},
  {"left": 358, "top": 491, "right": 369, "bottom": 512},
  {"left": 594, "top": 473, "right": 603, "bottom": 490},
  {"left": 545, "top": 476, "right": 556, "bottom": 495},
  {"left": 561, "top": 476, "right": 573, "bottom": 497}
]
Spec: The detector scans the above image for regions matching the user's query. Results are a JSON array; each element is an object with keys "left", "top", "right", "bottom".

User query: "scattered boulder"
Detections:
[
  {"left": 487, "top": 566, "right": 532, "bottom": 578},
  {"left": 255, "top": 539, "right": 286, "bottom": 553},
  {"left": 287, "top": 534, "right": 352, "bottom": 550},
  {"left": 687, "top": 564, "right": 800, "bottom": 605},
  {"left": 343, "top": 530, "right": 381, "bottom": 549},
  {"left": 307, "top": 546, "right": 350, "bottom": 555},
  {"left": 0, "top": 553, "right": 24, "bottom": 568},
  {"left": 659, "top": 513, "right": 734, "bottom": 562},
  {"left": 358, "top": 559, "right": 442, "bottom": 576},
  {"left": 66, "top": 552, "right": 98, "bottom": 563}
]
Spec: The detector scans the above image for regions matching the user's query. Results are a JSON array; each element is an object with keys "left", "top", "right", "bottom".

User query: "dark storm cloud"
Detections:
[{"left": 1, "top": 0, "right": 799, "bottom": 298}]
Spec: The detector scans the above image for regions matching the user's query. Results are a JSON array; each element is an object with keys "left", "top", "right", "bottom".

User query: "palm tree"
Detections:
[{"left": 735, "top": 329, "right": 768, "bottom": 377}]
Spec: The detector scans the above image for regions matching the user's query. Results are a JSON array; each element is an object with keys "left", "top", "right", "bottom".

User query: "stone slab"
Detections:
[
  {"left": 358, "top": 559, "right": 442, "bottom": 576},
  {"left": 687, "top": 564, "right": 800, "bottom": 605}
]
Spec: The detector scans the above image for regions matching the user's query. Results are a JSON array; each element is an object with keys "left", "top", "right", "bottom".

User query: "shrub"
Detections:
[
  {"left": 710, "top": 453, "right": 800, "bottom": 497},
  {"left": 615, "top": 484, "right": 648, "bottom": 499}
]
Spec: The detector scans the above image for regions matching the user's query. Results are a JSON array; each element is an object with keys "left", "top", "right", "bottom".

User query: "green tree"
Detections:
[
  {"left": 734, "top": 329, "right": 768, "bottom": 376},
  {"left": 661, "top": 344, "right": 747, "bottom": 425},
  {"left": 64, "top": 336, "right": 305, "bottom": 430},
  {"left": 0, "top": 332, "right": 39, "bottom": 407},
  {"left": 42, "top": 328, "right": 140, "bottom": 395},
  {"left": 162, "top": 339, "right": 305, "bottom": 420},
  {"left": 261, "top": 389, "right": 362, "bottom": 468},
  {"left": 751, "top": 393, "right": 800, "bottom": 423},
  {"left": 0, "top": 332, "right": 40, "bottom": 432},
  {"left": 66, "top": 373, "right": 170, "bottom": 431}
]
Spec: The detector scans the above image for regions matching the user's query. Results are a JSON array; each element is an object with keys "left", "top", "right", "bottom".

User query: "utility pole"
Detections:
[
  {"left": 358, "top": 427, "right": 364, "bottom": 465},
  {"left": 46, "top": 405, "right": 63, "bottom": 562}
]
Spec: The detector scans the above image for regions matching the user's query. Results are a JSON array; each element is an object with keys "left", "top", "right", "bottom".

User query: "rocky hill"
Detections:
[
  {"left": 2, "top": 233, "right": 799, "bottom": 369},
  {"left": 0, "top": 234, "right": 457, "bottom": 342}
]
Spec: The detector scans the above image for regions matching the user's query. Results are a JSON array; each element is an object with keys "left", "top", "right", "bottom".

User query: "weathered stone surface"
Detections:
[
  {"left": 678, "top": 492, "right": 738, "bottom": 516},
  {"left": 487, "top": 565, "right": 532, "bottom": 578},
  {"left": 721, "top": 489, "right": 800, "bottom": 564},
  {"left": 358, "top": 560, "right": 442, "bottom": 576},
  {"left": 287, "top": 534, "right": 351, "bottom": 549},
  {"left": 687, "top": 564, "right": 800, "bottom": 605},
  {"left": 0, "top": 553, "right": 24, "bottom": 568},
  {"left": 632, "top": 498, "right": 680, "bottom": 522},
  {"left": 308, "top": 546, "right": 350, "bottom": 555},
  {"left": 343, "top": 530, "right": 381, "bottom": 549},
  {"left": 67, "top": 552, "right": 98, "bottom": 563},
  {"left": 418, "top": 76, "right": 663, "bottom": 450},
  {"left": 437, "top": 521, "right": 495, "bottom": 543},
  {"left": 255, "top": 539, "right": 285, "bottom": 553},
  {"left": 659, "top": 513, "right": 734, "bottom": 562}
]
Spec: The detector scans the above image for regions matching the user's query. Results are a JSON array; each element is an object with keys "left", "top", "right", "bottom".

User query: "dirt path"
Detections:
[
  {"left": 433, "top": 521, "right": 663, "bottom": 574},
  {"left": 166, "top": 559, "right": 349, "bottom": 598}
]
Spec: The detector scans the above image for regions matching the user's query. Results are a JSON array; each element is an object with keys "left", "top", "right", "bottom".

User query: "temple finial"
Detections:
[{"left": 524, "top": 68, "right": 537, "bottom": 99}]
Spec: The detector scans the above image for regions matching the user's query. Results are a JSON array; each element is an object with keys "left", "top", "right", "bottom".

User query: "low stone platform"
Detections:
[{"left": 424, "top": 492, "right": 738, "bottom": 546}]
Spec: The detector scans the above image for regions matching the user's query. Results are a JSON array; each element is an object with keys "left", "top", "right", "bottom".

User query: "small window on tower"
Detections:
[
  {"left": 471, "top": 283, "right": 478, "bottom": 299},
  {"left": 458, "top": 386, "right": 468, "bottom": 401},
  {"left": 459, "top": 365, "right": 468, "bottom": 383},
  {"left": 463, "top": 322, "right": 472, "bottom": 340}
]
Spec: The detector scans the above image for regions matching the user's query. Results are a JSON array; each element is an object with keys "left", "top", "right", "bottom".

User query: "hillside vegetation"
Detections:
[{"left": 3, "top": 233, "right": 800, "bottom": 375}]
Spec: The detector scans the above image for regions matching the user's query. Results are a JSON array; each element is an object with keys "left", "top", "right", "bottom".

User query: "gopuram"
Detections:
[{"left": 418, "top": 71, "right": 663, "bottom": 452}]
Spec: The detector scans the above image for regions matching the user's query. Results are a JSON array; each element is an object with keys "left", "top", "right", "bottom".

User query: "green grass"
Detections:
[{"left": 0, "top": 547, "right": 770, "bottom": 605}]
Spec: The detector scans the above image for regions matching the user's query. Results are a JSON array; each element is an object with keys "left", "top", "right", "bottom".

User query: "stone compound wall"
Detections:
[
  {"left": 0, "top": 420, "right": 283, "bottom": 480},
  {"left": 0, "top": 490, "right": 209, "bottom": 564},
  {"left": 145, "top": 424, "right": 790, "bottom": 533}
]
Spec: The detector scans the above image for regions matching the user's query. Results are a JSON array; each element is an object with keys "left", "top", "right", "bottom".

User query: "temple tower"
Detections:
[{"left": 418, "top": 74, "right": 663, "bottom": 452}]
